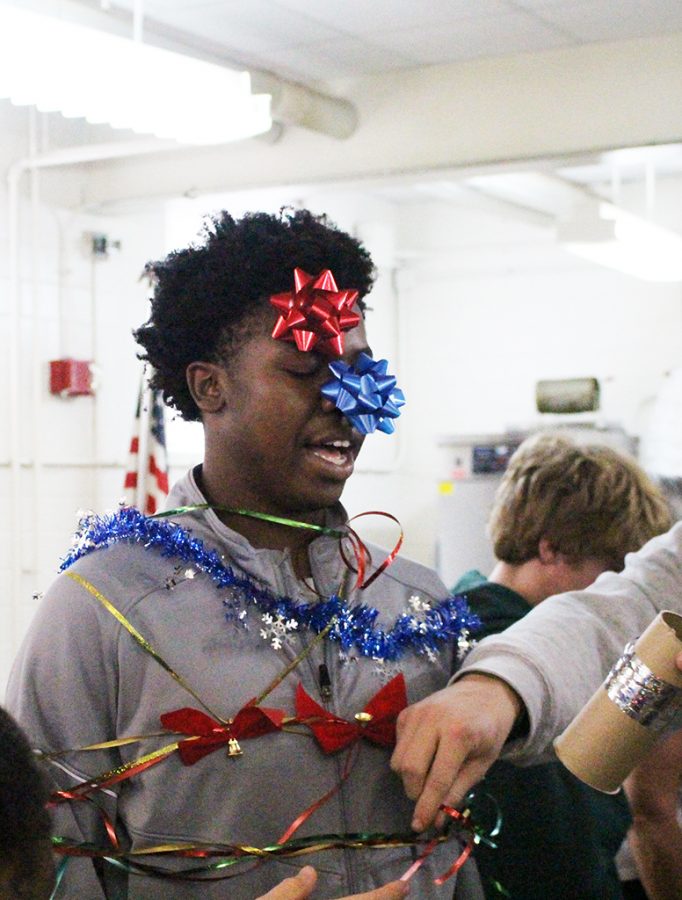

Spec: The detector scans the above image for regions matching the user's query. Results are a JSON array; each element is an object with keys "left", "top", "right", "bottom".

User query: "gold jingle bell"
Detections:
[
  {"left": 227, "top": 737, "right": 243, "bottom": 757},
  {"left": 354, "top": 712, "right": 374, "bottom": 725}
]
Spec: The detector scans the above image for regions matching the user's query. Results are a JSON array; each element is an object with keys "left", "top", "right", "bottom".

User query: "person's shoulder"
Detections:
[
  {"left": 452, "top": 569, "right": 487, "bottom": 593},
  {"left": 55, "top": 539, "right": 173, "bottom": 614},
  {"left": 457, "top": 581, "right": 529, "bottom": 639},
  {"left": 631, "top": 519, "right": 682, "bottom": 561}
]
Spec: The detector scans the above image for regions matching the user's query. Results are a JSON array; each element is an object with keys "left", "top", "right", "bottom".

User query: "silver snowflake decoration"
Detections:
[
  {"left": 164, "top": 565, "right": 196, "bottom": 591},
  {"left": 70, "top": 510, "right": 97, "bottom": 552},
  {"left": 406, "top": 593, "right": 433, "bottom": 636},
  {"left": 75, "top": 508, "right": 96, "bottom": 527},
  {"left": 260, "top": 613, "right": 298, "bottom": 650},
  {"left": 372, "top": 657, "right": 401, "bottom": 683},
  {"left": 408, "top": 593, "right": 431, "bottom": 614},
  {"left": 424, "top": 646, "right": 439, "bottom": 664},
  {"left": 223, "top": 587, "right": 248, "bottom": 629},
  {"left": 455, "top": 629, "right": 476, "bottom": 662}
]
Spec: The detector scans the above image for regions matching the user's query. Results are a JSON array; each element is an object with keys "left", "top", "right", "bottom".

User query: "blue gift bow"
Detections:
[{"left": 321, "top": 352, "right": 406, "bottom": 434}]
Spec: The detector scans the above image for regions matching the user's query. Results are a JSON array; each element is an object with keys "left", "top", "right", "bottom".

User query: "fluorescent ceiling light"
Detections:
[
  {"left": 0, "top": 3, "right": 271, "bottom": 145},
  {"left": 557, "top": 202, "right": 682, "bottom": 283}
]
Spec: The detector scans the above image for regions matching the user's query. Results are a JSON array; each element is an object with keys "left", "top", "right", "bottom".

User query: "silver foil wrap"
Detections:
[{"left": 605, "top": 641, "right": 682, "bottom": 733}]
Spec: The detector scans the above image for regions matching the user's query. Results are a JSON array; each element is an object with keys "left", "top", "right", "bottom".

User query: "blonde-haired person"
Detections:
[
  {"left": 486, "top": 432, "right": 672, "bottom": 601},
  {"left": 450, "top": 432, "right": 672, "bottom": 900}
]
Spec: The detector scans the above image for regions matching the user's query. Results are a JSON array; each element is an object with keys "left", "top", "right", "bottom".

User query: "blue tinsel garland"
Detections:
[{"left": 60, "top": 507, "right": 479, "bottom": 662}]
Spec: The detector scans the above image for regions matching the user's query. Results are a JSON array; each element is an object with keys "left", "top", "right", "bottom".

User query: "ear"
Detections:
[
  {"left": 186, "top": 362, "right": 227, "bottom": 414},
  {"left": 538, "top": 538, "right": 561, "bottom": 565}
]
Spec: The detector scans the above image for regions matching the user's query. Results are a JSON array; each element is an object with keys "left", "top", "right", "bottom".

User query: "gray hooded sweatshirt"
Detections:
[
  {"left": 7, "top": 469, "right": 484, "bottom": 899},
  {"left": 459, "top": 520, "right": 682, "bottom": 762}
]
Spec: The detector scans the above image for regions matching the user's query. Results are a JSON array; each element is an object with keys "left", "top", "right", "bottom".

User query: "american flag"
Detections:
[{"left": 123, "top": 379, "right": 169, "bottom": 515}]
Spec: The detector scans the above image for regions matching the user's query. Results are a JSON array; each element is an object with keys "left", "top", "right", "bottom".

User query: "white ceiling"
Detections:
[
  {"left": 8, "top": 0, "right": 682, "bottom": 215},
  {"left": 93, "top": 1, "right": 682, "bottom": 210},
  {"left": 105, "top": 0, "right": 682, "bottom": 84}
]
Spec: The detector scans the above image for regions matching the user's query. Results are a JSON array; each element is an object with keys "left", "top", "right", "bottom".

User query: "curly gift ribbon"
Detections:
[
  {"left": 51, "top": 823, "right": 473, "bottom": 884},
  {"left": 321, "top": 352, "right": 406, "bottom": 434},
  {"left": 152, "top": 504, "right": 403, "bottom": 593},
  {"left": 270, "top": 267, "right": 360, "bottom": 356},
  {"left": 339, "top": 510, "right": 404, "bottom": 590},
  {"left": 49, "top": 797, "right": 498, "bottom": 886}
]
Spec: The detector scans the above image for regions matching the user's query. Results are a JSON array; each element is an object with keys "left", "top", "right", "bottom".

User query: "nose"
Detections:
[
  {"left": 320, "top": 394, "right": 337, "bottom": 414},
  {"left": 319, "top": 388, "right": 354, "bottom": 433}
]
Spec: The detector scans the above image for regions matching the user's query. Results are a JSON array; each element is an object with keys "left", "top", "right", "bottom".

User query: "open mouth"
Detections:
[{"left": 308, "top": 439, "right": 354, "bottom": 468}]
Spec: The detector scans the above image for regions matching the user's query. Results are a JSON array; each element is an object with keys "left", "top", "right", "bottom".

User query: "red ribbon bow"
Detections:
[
  {"left": 270, "top": 267, "right": 360, "bottom": 356},
  {"left": 296, "top": 673, "right": 407, "bottom": 754},
  {"left": 160, "top": 704, "right": 285, "bottom": 766}
]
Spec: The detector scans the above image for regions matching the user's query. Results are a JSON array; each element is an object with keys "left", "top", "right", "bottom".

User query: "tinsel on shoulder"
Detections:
[{"left": 61, "top": 507, "right": 479, "bottom": 663}]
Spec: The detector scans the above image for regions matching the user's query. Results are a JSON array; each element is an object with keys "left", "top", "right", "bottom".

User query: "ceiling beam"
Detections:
[{"left": 32, "top": 30, "right": 682, "bottom": 209}]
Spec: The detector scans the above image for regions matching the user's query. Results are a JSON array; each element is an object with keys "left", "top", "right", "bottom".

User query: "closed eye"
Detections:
[{"left": 284, "top": 363, "right": 324, "bottom": 378}]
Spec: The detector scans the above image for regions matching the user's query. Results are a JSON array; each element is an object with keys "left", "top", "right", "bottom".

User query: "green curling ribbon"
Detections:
[
  {"left": 52, "top": 829, "right": 454, "bottom": 882},
  {"left": 153, "top": 504, "right": 343, "bottom": 538},
  {"left": 48, "top": 856, "right": 70, "bottom": 900}
]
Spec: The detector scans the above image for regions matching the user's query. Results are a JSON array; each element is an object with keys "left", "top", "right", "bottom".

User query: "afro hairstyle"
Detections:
[{"left": 134, "top": 208, "right": 375, "bottom": 421}]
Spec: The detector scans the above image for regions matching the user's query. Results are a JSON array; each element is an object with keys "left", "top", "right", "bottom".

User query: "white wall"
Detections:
[{"left": 0, "top": 118, "right": 167, "bottom": 691}]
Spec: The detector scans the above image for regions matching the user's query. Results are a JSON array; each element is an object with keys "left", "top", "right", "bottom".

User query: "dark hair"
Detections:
[
  {"left": 134, "top": 208, "right": 375, "bottom": 421},
  {"left": 0, "top": 707, "right": 54, "bottom": 898}
]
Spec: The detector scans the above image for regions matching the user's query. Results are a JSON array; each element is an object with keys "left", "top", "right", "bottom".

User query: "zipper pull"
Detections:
[{"left": 318, "top": 663, "right": 332, "bottom": 700}]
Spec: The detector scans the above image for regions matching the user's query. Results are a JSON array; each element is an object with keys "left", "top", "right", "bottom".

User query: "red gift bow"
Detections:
[
  {"left": 270, "top": 267, "right": 360, "bottom": 356},
  {"left": 296, "top": 673, "right": 407, "bottom": 754},
  {"left": 160, "top": 704, "right": 285, "bottom": 766}
]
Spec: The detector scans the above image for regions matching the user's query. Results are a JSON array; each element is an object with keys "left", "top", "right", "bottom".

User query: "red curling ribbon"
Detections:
[
  {"left": 161, "top": 703, "right": 285, "bottom": 766},
  {"left": 296, "top": 673, "right": 407, "bottom": 754},
  {"left": 276, "top": 744, "right": 360, "bottom": 845},
  {"left": 270, "top": 267, "right": 360, "bottom": 357},
  {"left": 339, "top": 511, "right": 404, "bottom": 590},
  {"left": 399, "top": 804, "right": 475, "bottom": 886},
  {"left": 343, "top": 525, "right": 369, "bottom": 589},
  {"left": 49, "top": 794, "right": 120, "bottom": 850}
]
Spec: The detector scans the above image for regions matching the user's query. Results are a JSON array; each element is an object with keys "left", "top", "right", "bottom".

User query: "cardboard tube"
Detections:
[{"left": 554, "top": 611, "right": 682, "bottom": 793}]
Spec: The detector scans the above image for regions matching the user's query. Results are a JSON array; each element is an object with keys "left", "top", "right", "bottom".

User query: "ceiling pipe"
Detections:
[{"left": 252, "top": 72, "right": 358, "bottom": 140}]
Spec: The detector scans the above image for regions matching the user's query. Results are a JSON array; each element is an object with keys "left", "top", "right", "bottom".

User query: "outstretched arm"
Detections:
[
  {"left": 392, "top": 644, "right": 682, "bottom": 831},
  {"left": 391, "top": 525, "right": 682, "bottom": 831},
  {"left": 390, "top": 674, "right": 522, "bottom": 830}
]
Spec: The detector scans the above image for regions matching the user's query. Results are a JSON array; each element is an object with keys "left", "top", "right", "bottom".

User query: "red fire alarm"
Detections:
[{"left": 49, "top": 359, "right": 95, "bottom": 397}]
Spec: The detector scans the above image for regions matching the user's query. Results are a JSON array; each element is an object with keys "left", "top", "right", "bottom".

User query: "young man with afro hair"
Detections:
[{"left": 7, "top": 210, "right": 481, "bottom": 900}]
